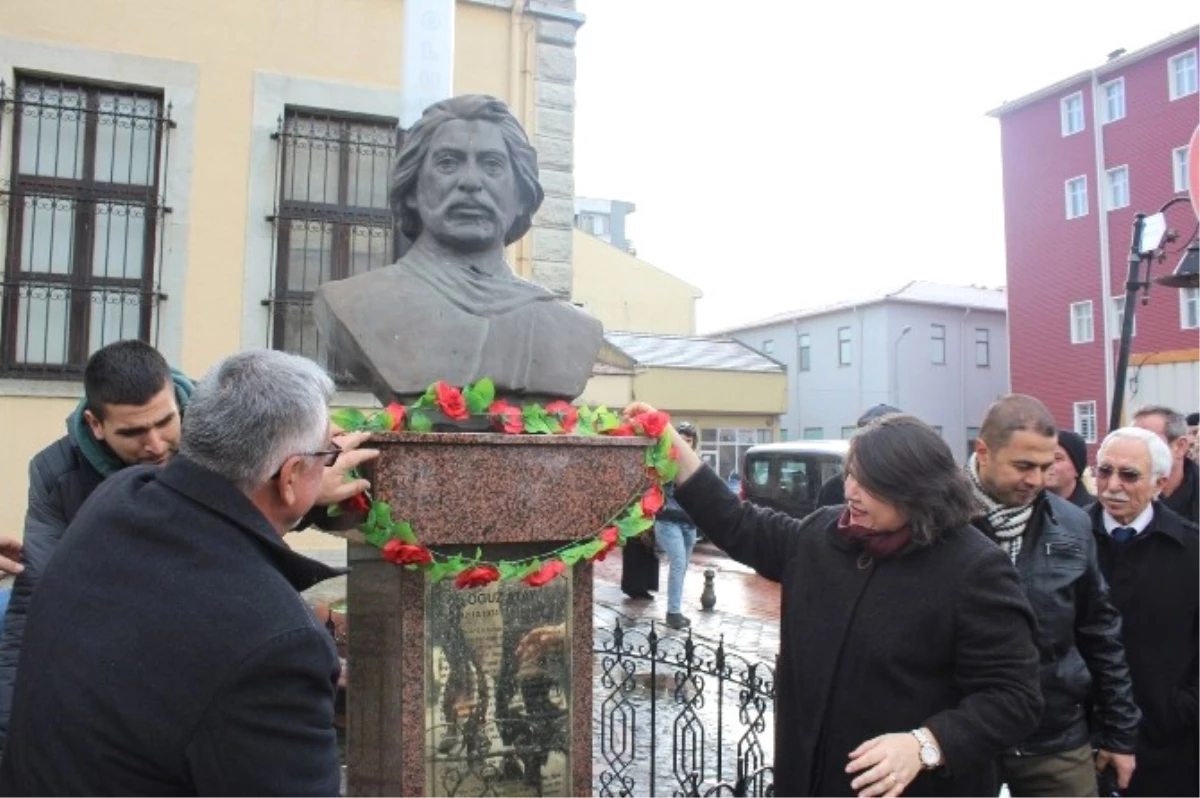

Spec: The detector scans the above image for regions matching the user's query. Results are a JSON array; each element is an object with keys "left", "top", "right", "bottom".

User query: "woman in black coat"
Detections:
[{"left": 625, "top": 406, "right": 1043, "bottom": 797}]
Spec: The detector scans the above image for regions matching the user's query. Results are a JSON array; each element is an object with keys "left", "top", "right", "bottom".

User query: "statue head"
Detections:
[{"left": 389, "top": 95, "right": 545, "bottom": 252}]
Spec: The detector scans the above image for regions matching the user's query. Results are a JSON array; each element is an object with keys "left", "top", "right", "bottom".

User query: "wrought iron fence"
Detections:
[
  {"left": 592, "top": 621, "right": 775, "bottom": 797},
  {"left": 321, "top": 612, "right": 776, "bottom": 797}
]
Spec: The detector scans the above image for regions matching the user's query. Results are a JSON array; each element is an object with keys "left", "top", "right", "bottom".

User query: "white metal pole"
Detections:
[{"left": 401, "top": 0, "right": 456, "bottom": 128}]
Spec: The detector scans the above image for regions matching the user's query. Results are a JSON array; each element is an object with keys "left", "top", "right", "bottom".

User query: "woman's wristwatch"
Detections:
[{"left": 911, "top": 728, "right": 943, "bottom": 770}]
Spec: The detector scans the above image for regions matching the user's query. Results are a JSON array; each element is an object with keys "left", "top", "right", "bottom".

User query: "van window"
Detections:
[
  {"left": 749, "top": 458, "right": 771, "bottom": 487},
  {"left": 778, "top": 458, "right": 810, "bottom": 501},
  {"left": 818, "top": 458, "right": 843, "bottom": 486}
]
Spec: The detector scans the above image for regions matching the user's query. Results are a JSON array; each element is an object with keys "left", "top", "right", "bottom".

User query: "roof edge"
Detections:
[{"left": 986, "top": 25, "right": 1199, "bottom": 118}]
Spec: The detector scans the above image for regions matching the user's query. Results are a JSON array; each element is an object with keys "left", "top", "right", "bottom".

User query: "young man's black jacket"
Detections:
[{"left": 971, "top": 492, "right": 1140, "bottom": 756}]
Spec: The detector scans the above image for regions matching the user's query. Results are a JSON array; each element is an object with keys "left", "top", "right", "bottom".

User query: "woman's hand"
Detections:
[
  {"left": 846, "top": 732, "right": 924, "bottom": 797},
  {"left": 621, "top": 402, "right": 703, "bottom": 485}
]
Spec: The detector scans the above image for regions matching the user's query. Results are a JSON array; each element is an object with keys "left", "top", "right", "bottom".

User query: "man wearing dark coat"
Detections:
[
  {"left": 968, "top": 395, "right": 1139, "bottom": 796},
  {"left": 0, "top": 340, "right": 193, "bottom": 753},
  {"left": 1046, "top": 429, "right": 1095, "bottom": 509},
  {"left": 1089, "top": 427, "right": 1199, "bottom": 797},
  {"left": 0, "top": 350, "right": 351, "bottom": 796},
  {"left": 1134, "top": 405, "right": 1200, "bottom": 524}
]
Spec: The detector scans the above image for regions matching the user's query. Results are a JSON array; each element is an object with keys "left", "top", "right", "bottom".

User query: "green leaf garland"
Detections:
[{"left": 331, "top": 379, "right": 676, "bottom": 588}]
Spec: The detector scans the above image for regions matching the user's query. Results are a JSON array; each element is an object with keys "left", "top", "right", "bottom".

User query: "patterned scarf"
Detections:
[{"left": 967, "top": 453, "right": 1035, "bottom": 564}]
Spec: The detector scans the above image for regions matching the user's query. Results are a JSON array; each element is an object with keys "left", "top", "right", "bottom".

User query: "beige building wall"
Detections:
[
  {"left": 631, "top": 369, "right": 786, "bottom": 417},
  {"left": 571, "top": 230, "right": 700, "bottom": 335},
  {"left": 0, "top": 0, "right": 583, "bottom": 539}
]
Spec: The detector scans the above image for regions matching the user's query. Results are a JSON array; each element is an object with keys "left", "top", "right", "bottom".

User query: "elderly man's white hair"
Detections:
[{"left": 1098, "top": 426, "right": 1173, "bottom": 483}]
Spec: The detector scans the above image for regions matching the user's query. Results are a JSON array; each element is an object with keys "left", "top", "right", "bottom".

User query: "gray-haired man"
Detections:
[
  {"left": 0, "top": 350, "right": 350, "bottom": 796},
  {"left": 1133, "top": 405, "right": 1199, "bottom": 524}
]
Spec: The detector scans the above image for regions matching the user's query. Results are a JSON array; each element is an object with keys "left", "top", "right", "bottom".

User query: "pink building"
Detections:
[{"left": 989, "top": 26, "right": 1199, "bottom": 449}]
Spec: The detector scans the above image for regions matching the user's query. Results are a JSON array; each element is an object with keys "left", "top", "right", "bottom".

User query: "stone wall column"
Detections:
[{"left": 527, "top": 1, "right": 584, "bottom": 297}]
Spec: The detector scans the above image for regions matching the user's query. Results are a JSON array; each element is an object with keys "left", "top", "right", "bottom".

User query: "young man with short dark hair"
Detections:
[{"left": 969, "top": 394, "right": 1140, "bottom": 796}]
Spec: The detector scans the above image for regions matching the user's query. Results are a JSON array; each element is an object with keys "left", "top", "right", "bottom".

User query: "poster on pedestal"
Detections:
[{"left": 425, "top": 574, "right": 572, "bottom": 797}]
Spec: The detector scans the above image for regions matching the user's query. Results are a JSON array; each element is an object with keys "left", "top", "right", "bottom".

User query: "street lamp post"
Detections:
[
  {"left": 892, "top": 325, "right": 912, "bottom": 407},
  {"left": 1110, "top": 197, "right": 1199, "bottom": 434}
]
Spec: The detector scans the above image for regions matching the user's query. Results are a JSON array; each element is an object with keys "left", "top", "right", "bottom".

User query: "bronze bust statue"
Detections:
[{"left": 313, "top": 95, "right": 603, "bottom": 404}]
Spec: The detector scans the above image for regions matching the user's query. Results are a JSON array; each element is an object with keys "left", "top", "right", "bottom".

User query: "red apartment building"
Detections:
[{"left": 990, "top": 25, "right": 1199, "bottom": 448}]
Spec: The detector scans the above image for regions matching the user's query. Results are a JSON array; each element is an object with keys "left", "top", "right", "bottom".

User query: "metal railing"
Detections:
[{"left": 593, "top": 621, "right": 775, "bottom": 797}]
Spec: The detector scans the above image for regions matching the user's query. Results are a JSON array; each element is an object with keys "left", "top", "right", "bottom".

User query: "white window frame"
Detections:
[
  {"left": 837, "top": 326, "right": 852, "bottom": 367},
  {"left": 1070, "top": 300, "right": 1095, "bottom": 344},
  {"left": 1074, "top": 400, "right": 1098, "bottom": 444},
  {"left": 1111, "top": 295, "right": 1136, "bottom": 338},
  {"left": 1174, "top": 146, "right": 1190, "bottom": 193},
  {"left": 1064, "top": 175, "right": 1088, "bottom": 219},
  {"left": 762, "top": 339, "right": 774, "bottom": 355},
  {"left": 1169, "top": 48, "right": 1198, "bottom": 101},
  {"left": 930, "top": 323, "right": 947, "bottom": 365},
  {"left": 798, "top": 333, "right": 811, "bottom": 372},
  {"left": 1101, "top": 77, "right": 1125, "bottom": 123},
  {"left": 974, "top": 327, "right": 990, "bottom": 367},
  {"left": 1060, "top": 91, "right": 1085, "bottom": 136},
  {"left": 1106, "top": 165, "right": 1130, "bottom": 211},
  {"left": 1182, "top": 287, "right": 1199, "bottom": 330}
]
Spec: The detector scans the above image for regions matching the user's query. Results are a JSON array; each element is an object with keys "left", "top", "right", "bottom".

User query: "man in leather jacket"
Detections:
[{"left": 969, "top": 395, "right": 1140, "bottom": 796}]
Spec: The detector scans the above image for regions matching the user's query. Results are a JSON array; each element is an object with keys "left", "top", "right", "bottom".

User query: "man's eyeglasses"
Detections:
[
  {"left": 270, "top": 441, "right": 342, "bottom": 480},
  {"left": 1095, "top": 464, "right": 1144, "bottom": 484}
]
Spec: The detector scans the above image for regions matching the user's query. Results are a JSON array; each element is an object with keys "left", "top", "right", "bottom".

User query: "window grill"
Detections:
[
  {"left": 264, "top": 108, "right": 400, "bottom": 383},
  {"left": 0, "top": 76, "right": 173, "bottom": 377}
]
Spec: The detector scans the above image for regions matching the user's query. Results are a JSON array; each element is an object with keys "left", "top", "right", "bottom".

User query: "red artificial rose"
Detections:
[
  {"left": 594, "top": 526, "right": 620, "bottom": 562},
  {"left": 488, "top": 400, "right": 524, "bottom": 434},
  {"left": 384, "top": 402, "right": 406, "bottom": 431},
  {"left": 381, "top": 539, "right": 433, "bottom": 566},
  {"left": 523, "top": 559, "right": 567, "bottom": 587},
  {"left": 641, "top": 484, "right": 665, "bottom": 516},
  {"left": 606, "top": 423, "right": 636, "bottom": 437},
  {"left": 634, "top": 411, "right": 671, "bottom": 438},
  {"left": 545, "top": 400, "right": 578, "bottom": 433},
  {"left": 342, "top": 492, "right": 370, "bottom": 515},
  {"left": 435, "top": 381, "right": 470, "bottom": 421},
  {"left": 455, "top": 565, "right": 501, "bottom": 589}
]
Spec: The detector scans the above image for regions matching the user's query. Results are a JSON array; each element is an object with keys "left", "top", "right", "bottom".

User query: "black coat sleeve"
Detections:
[
  {"left": 0, "top": 451, "right": 72, "bottom": 751},
  {"left": 924, "top": 543, "right": 1043, "bottom": 774},
  {"left": 675, "top": 464, "right": 829, "bottom": 583},
  {"left": 185, "top": 627, "right": 341, "bottom": 797},
  {"left": 1074, "top": 532, "right": 1141, "bottom": 753}
]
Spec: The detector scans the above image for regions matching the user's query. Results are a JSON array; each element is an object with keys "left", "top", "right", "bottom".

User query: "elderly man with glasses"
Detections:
[
  {"left": 0, "top": 350, "right": 359, "bottom": 796},
  {"left": 1089, "top": 426, "right": 1199, "bottom": 797}
]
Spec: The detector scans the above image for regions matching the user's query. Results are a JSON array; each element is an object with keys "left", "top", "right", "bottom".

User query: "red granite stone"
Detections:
[
  {"left": 346, "top": 433, "right": 654, "bottom": 796},
  {"left": 364, "top": 432, "right": 654, "bottom": 545}
]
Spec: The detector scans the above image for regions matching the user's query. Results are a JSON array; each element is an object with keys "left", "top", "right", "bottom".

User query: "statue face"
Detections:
[{"left": 409, "top": 118, "right": 520, "bottom": 253}]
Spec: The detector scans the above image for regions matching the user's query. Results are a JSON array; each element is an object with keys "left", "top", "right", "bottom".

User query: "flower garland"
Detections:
[{"left": 329, "top": 378, "right": 678, "bottom": 589}]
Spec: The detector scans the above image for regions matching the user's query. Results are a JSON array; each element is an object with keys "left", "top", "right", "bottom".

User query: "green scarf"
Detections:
[{"left": 66, "top": 369, "right": 195, "bottom": 477}]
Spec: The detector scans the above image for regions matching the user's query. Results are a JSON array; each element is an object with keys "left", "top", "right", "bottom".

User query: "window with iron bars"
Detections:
[
  {"left": 265, "top": 108, "right": 400, "bottom": 382},
  {"left": 0, "top": 75, "right": 173, "bottom": 377}
]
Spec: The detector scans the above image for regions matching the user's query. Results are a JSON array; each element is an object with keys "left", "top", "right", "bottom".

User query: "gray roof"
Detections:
[
  {"left": 604, "top": 332, "right": 784, "bottom": 373},
  {"left": 986, "top": 25, "right": 1198, "bottom": 117},
  {"left": 712, "top": 280, "right": 1007, "bottom": 335}
]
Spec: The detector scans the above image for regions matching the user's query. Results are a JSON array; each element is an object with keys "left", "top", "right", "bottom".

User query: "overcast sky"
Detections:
[{"left": 572, "top": 1, "right": 1197, "bottom": 332}]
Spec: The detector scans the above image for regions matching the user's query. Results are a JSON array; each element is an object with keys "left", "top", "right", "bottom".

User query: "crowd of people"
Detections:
[
  {"left": 625, "top": 393, "right": 1196, "bottom": 797},
  {"left": 0, "top": 337, "right": 1193, "bottom": 796}
]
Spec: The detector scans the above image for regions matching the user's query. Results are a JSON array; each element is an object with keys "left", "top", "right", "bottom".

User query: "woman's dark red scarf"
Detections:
[{"left": 837, "top": 509, "right": 912, "bottom": 559}]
